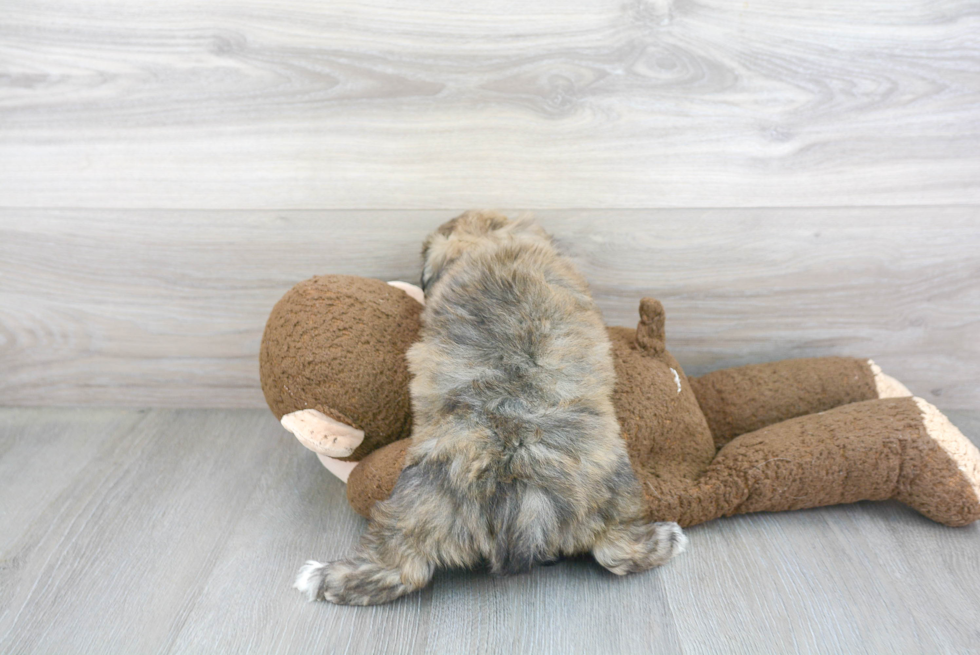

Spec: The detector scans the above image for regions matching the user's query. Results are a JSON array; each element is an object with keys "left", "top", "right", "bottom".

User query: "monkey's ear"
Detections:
[
  {"left": 387, "top": 281, "right": 425, "bottom": 305},
  {"left": 636, "top": 298, "right": 666, "bottom": 354}
]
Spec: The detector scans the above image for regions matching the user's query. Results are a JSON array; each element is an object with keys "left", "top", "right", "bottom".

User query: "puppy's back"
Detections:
[
  {"left": 410, "top": 226, "right": 617, "bottom": 429},
  {"left": 407, "top": 219, "right": 632, "bottom": 572}
]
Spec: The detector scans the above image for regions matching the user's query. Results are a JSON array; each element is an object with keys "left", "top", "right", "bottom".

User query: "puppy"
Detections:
[{"left": 295, "top": 211, "right": 686, "bottom": 605}]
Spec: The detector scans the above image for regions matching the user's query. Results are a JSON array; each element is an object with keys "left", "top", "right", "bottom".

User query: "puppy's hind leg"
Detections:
[
  {"left": 592, "top": 520, "right": 688, "bottom": 576},
  {"left": 295, "top": 464, "right": 467, "bottom": 605},
  {"left": 294, "top": 546, "right": 433, "bottom": 606}
]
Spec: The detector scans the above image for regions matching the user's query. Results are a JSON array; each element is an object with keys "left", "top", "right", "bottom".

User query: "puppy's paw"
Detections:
[
  {"left": 293, "top": 559, "right": 363, "bottom": 604},
  {"left": 295, "top": 558, "right": 414, "bottom": 605},
  {"left": 294, "top": 560, "right": 327, "bottom": 602},
  {"left": 659, "top": 521, "right": 688, "bottom": 558},
  {"left": 594, "top": 520, "right": 689, "bottom": 575}
]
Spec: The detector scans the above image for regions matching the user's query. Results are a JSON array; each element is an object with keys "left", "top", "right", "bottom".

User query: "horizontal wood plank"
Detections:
[
  {"left": 1, "top": 0, "right": 978, "bottom": 209},
  {"left": 1, "top": 408, "right": 978, "bottom": 653},
  {"left": 0, "top": 408, "right": 283, "bottom": 653},
  {"left": 0, "top": 207, "right": 977, "bottom": 408}
]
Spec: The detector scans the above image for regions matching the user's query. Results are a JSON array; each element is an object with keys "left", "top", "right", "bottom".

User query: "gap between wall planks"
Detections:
[
  {"left": 1, "top": 0, "right": 979, "bottom": 209},
  {"left": 0, "top": 207, "right": 977, "bottom": 409}
]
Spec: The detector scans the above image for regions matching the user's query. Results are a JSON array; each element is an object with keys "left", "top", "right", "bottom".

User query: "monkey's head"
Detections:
[{"left": 259, "top": 275, "right": 423, "bottom": 460}]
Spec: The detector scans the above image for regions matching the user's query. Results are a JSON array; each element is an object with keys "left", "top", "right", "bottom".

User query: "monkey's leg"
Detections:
[
  {"left": 654, "top": 397, "right": 980, "bottom": 528},
  {"left": 688, "top": 357, "right": 911, "bottom": 449}
]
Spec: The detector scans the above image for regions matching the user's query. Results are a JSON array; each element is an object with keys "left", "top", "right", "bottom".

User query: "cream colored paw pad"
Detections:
[
  {"left": 281, "top": 409, "right": 365, "bottom": 457},
  {"left": 868, "top": 360, "right": 913, "bottom": 398},
  {"left": 914, "top": 397, "right": 980, "bottom": 501}
]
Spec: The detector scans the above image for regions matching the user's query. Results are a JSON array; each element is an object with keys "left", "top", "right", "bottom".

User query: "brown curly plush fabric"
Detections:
[
  {"left": 689, "top": 357, "right": 878, "bottom": 449},
  {"left": 352, "top": 341, "right": 980, "bottom": 528},
  {"left": 261, "top": 277, "right": 980, "bottom": 528},
  {"left": 605, "top": 299, "right": 717, "bottom": 522},
  {"left": 347, "top": 439, "right": 411, "bottom": 517},
  {"left": 259, "top": 275, "right": 422, "bottom": 460},
  {"left": 674, "top": 396, "right": 980, "bottom": 527}
]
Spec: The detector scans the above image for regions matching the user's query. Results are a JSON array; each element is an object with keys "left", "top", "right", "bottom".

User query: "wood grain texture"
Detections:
[
  {"left": 1, "top": 407, "right": 979, "bottom": 653},
  {"left": 1, "top": 0, "right": 979, "bottom": 209},
  {"left": 1, "top": 207, "right": 977, "bottom": 408},
  {"left": 0, "top": 408, "right": 283, "bottom": 653}
]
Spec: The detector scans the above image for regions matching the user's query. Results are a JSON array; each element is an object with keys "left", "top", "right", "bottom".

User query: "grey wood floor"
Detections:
[{"left": 2, "top": 407, "right": 979, "bottom": 654}]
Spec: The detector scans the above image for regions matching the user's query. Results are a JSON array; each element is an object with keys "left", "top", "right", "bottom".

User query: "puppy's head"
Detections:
[{"left": 420, "top": 210, "right": 512, "bottom": 292}]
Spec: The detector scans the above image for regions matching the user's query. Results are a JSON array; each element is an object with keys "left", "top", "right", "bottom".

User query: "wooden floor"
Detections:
[{"left": 1, "top": 406, "right": 979, "bottom": 654}]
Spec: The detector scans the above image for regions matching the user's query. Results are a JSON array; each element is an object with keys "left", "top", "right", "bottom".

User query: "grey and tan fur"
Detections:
[{"left": 295, "top": 211, "right": 687, "bottom": 605}]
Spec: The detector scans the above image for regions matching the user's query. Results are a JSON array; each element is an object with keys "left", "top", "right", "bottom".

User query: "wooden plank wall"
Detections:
[{"left": 1, "top": 0, "right": 977, "bottom": 408}]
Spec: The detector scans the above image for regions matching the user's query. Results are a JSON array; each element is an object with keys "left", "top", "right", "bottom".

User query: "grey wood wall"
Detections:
[{"left": 1, "top": 0, "right": 978, "bottom": 409}]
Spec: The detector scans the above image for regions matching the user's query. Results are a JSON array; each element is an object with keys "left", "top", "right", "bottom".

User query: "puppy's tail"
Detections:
[{"left": 592, "top": 520, "right": 687, "bottom": 575}]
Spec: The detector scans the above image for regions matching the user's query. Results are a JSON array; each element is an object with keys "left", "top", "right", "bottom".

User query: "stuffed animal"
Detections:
[{"left": 260, "top": 274, "right": 980, "bottom": 528}]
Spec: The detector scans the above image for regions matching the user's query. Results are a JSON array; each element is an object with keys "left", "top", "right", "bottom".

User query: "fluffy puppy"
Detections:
[{"left": 295, "top": 211, "right": 687, "bottom": 605}]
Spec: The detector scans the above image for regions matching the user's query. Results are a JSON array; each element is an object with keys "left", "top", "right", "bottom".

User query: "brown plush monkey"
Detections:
[{"left": 261, "top": 275, "right": 980, "bottom": 528}]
